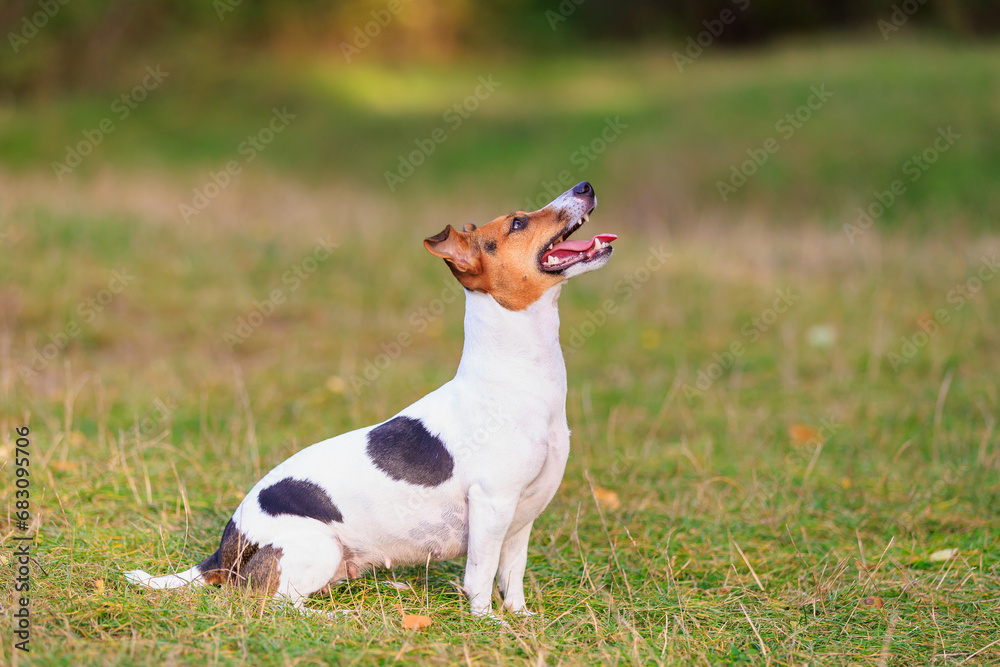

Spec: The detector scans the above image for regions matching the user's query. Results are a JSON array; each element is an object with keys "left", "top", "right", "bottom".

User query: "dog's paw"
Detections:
[{"left": 470, "top": 608, "right": 511, "bottom": 628}]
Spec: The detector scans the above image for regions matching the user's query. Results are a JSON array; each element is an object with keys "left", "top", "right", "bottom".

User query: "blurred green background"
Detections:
[
  {"left": 1, "top": 0, "right": 999, "bottom": 230},
  {"left": 2, "top": 2, "right": 999, "bottom": 665}
]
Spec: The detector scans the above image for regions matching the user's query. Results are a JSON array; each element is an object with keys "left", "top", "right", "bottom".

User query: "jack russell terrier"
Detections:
[{"left": 125, "top": 181, "right": 616, "bottom": 618}]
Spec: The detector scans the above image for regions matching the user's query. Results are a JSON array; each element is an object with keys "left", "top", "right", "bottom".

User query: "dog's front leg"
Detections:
[
  {"left": 463, "top": 483, "right": 520, "bottom": 618},
  {"left": 497, "top": 519, "right": 534, "bottom": 614}
]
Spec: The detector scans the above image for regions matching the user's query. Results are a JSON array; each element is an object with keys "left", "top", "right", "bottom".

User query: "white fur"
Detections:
[{"left": 126, "top": 184, "right": 609, "bottom": 619}]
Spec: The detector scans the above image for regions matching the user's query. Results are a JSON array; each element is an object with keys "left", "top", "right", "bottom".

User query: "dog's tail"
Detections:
[
  {"left": 124, "top": 564, "right": 207, "bottom": 589},
  {"left": 125, "top": 519, "right": 265, "bottom": 590}
]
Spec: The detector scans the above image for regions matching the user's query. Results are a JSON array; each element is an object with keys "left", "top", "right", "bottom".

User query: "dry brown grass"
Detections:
[{"left": 1, "top": 165, "right": 998, "bottom": 665}]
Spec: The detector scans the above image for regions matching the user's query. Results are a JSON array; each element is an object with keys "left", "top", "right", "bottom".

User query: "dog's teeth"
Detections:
[
  {"left": 594, "top": 240, "right": 603, "bottom": 249},
  {"left": 582, "top": 214, "right": 589, "bottom": 223}
]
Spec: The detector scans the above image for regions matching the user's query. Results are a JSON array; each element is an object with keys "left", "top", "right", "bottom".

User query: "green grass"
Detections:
[
  {"left": 1, "top": 38, "right": 999, "bottom": 228},
  {"left": 2, "top": 38, "right": 1000, "bottom": 665}
]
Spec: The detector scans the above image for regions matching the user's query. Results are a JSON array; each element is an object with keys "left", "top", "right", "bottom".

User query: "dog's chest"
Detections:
[{"left": 507, "top": 417, "right": 571, "bottom": 528}]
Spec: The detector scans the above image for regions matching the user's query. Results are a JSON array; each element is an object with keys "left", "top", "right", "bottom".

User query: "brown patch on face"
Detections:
[
  {"left": 196, "top": 519, "right": 286, "bottom": 592},
  {"left": 424, "top": 207, "right": 570, "bottom": 311},
  {"left": 196, "top": 519, "right": 259, "bottom": 586}
]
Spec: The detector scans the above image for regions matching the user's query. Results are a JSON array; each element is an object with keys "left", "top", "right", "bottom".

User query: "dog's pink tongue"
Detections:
[{"left": 545, "top": 233, "right": 617, "bottom": 260}]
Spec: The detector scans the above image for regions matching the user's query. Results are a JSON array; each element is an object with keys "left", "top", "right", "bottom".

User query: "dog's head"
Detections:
[{"left": 424, "top": 181, "right": 616, "bottom": 311}]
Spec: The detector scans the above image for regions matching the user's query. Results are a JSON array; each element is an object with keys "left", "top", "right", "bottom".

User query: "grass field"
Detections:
[{"left": 1, "top": 39, "right": 999, "bottom": 665}]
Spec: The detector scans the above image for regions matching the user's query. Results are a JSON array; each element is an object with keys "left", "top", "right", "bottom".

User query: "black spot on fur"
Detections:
[
  {"left": 483, "top": 240, "right": 497, "bottom": 255},
  {"left": 258, "top": 478, "right": 343, "bottom": 523},
  {"left": 366, "top": 416, "right": 454, "bottom": 487}
]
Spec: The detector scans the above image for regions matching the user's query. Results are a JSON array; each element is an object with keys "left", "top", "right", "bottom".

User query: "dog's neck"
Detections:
[{"left": 455, "top": 286, "right": 567, "bottom": 394}]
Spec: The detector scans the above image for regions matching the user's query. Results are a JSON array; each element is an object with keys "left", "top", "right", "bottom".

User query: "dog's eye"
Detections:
[{"left": 510, "top": 217, "right": 526, "bottom": 232}]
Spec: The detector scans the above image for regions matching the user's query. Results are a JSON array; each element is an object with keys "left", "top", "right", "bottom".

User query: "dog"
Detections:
[{"left": 125, "top": 181, "right": 616, "bottom": 619}]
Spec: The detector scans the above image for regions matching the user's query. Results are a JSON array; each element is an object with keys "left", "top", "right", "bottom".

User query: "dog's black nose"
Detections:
[{"left": 572, "top": 181, "right": 593, "bottom": 197}]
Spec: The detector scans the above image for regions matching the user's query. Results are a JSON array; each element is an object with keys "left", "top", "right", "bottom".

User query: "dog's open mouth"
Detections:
[{"left": 540, "top": 213, "right": 617, "bottom": 272}]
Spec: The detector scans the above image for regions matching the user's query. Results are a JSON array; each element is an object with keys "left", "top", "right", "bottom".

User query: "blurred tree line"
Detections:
[{"left": 1, "top": 0, "right": 996, "bottom": 95}]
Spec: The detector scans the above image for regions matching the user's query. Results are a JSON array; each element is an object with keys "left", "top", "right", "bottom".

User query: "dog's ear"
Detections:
[{"left": 424, "top": 225, "right": 482, "bottom": 276}]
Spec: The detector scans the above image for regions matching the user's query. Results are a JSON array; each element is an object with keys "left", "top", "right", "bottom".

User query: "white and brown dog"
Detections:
[{"left": 125, "top": 181, "right": 616, "bottom": 618}]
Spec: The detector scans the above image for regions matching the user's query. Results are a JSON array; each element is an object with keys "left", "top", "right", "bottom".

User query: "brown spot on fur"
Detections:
[
  {"left": 240, "top": 544, "right": 283, "bottom": 592},
  {"left": 424, "top": 205, "right": 574, "bottom": 311},
  {"left": 195, "top": 519, "right": 264, "bottom": 587}
]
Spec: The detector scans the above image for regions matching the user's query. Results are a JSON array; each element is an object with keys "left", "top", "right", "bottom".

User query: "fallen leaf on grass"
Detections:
[
  {"left": 788, "top": 423, "right": 822, "bottom": 446},
  {"left": 92, "top": 578, "right": 105, "bottom": 593},
  {"left": 592, "top": 487, "right": 621, "bottom": 510},
  {"left": 396, "top": 604, "right": 432, "bottom": 630},
  {"left": 57, "top": 431, "right": 87, "bottom": 448},
  {"left": 325, "top": 376, "right": 347, "bottom": 394},
  {"left": 863, "top": 596, "right": 884, "bottom": 609},
  {"left": 929, "top": 548, "right": 958, "bottom": 562}
]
